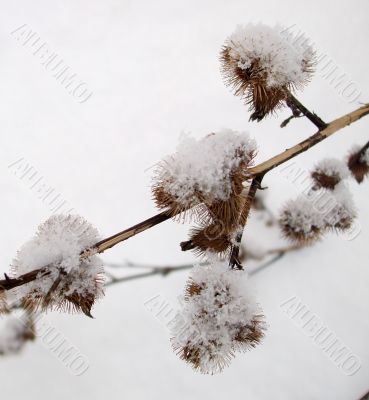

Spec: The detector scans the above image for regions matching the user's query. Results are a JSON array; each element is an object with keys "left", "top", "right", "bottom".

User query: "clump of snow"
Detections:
[
  {"left": 12, "top": 214, "right": 104, "bottom": 312},
  {"left": 171, "top": 260, "right": 264, "bottom": 374},
  {"left": 225, "top": 23, "right": 315, "bottom": 88},
  {"left": 312, "top": 158, "right": 350, "bottom": 180},
  {"left": 155, "top": 129, "right": 256, "bottom": 207}
]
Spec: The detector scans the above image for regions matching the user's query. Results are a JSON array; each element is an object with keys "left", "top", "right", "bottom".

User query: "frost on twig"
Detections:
[
  {"left": 11, "top": 215, "right": 105, "bottom": 317},
  {"left": 171, "top": 260, "right": 265, "bottom": 374}
]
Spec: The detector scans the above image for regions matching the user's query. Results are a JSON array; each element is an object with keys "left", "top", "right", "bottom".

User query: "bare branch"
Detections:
[{"left": 286, "top": 91, "right": 327, "bottom": 129}]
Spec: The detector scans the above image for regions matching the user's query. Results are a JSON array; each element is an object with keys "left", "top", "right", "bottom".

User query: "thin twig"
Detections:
[
  {"left": 104, "top": 243, "right": 304, "bottom": 286},
  {"left": 286, "top": 92, "right": 327, "bottom": 129},
  {"left": 229, "top": 174, "right": 265, "bottom": 268},
  {"left": 280, "top": 114, "right": 302, "bottom": 128},
  {"left": 248, "top": 104, "right": 369, "bottom": 176},
  {"left": 105, "top": 250, "right": 289, "bottom": 287},
  {"left": 105, "top": 264, "right": 196, "bottom": 287}
]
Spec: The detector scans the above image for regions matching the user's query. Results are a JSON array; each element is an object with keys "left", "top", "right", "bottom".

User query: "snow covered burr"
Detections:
[
  {"left": 153, "top": 130, "right": 256, "bottom": 256},
  {"left": 152, "top": 129, "right": 256, "bottom": 216},
  {"left": 220, "top": 23, "right": 315, "bottom": 121},
  {"left": 279, "top": 196, "right": 324, "bottom": 244},
  {"left": 12, "top": 214, "right": 105, "bottom": 317},
  {"left": 311, "top": 158, "right": 350, "bottom": 190},
  {"left": 347, "top": 144, "right": 369, "bottom": 183},
  {"left": 279, "top": 182, "right": 356, "bottom": 244},
  {"left": 324, "top": 183, "right": 356, "bottom": 231},
  {"left": 171, "top": 260, "right": 265, "bottom": 374}
]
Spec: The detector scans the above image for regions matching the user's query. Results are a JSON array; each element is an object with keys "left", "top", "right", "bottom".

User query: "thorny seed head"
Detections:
[
  {"left": 187, "top": 222, "right": 233, "bottom": 257},
  {"left": 233, "top": 315, "right": 266, "bottom": 352},
  {"left": 279, "top": 181, "right": 357, "bottom": 244},
  {"left": 171, "top": 261, "right": 265, "bottom": 374},
  {"left": 152, "top": 130, "right": 256, "bottom": 220},
  {"left": 11, "top": 215, "right": 105, "bottom": 317},
  {"left": 279, "top": 199, "right": 323, "bottom": 245},
  {"left": 311, "top": 158, "right": 349, "bottom": 190},
  {"left": 347, "top": 145, "right": 369, "bottom": 184},
  {"left": 220, "top": 23, "right": 315, "bottom": 121}
]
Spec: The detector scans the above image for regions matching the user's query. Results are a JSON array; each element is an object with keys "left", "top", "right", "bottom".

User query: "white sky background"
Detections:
[{"left": 0, "top": 0, "right": 368, "bottom": 399}]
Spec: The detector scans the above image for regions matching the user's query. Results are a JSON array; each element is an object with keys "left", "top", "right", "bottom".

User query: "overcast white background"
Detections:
[{"left": 0, "top": 0, "right": 368, "bottom": 399}]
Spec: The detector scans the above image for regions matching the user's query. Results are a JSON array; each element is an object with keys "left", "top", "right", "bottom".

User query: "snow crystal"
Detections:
[
  {"left": 225, "top": 23, "right": 315, "bottom": 88},
  {"left": 171, "top": 260, "right": 263, "bottom": 374},
  {"left": 156, "top": 129, "right": 256, "bottom": 207},
  {"left": 12, "top": 214, "right": 104, "bottom": 311}
]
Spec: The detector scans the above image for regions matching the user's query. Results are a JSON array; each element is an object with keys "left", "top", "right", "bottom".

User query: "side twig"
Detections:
[{"left": 286, "top": 91, "right": 327, "bottom": 129}]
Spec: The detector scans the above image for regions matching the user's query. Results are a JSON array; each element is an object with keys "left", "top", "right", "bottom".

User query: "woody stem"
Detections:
[
  {"left": 286, "top": 91, "right": 327, "bottom": 130},
  {"left": 229, "top": 174, "right": 264, "bottom": 269}
]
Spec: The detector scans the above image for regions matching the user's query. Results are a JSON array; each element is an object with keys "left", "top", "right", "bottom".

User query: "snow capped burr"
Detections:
[
  {"left": 311, "top": 158, "right": 350, "bottom": 190},
  {"left": 153, "top": 129, "right": 257, "bottom": 256},
  {"left": 171, "top": 260, "right": 265, "bottom": 374},
  {"left": 12, "top": 214, "right": 105, "bottom": 317},
  {"left": 347, "top": 144, "right": 369, "bottom": 183},
  {"left": 152, "top": 129, "right": 256, "bottom": 215},
  {"left": 279, "top": 196, "right": 324, "bottom": 244},
  {"left": 220, "top": 23, "right": 315, "bottom": 121},
  {"left": 279, "top": 182, "right": 356, "bottom": 244}
]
